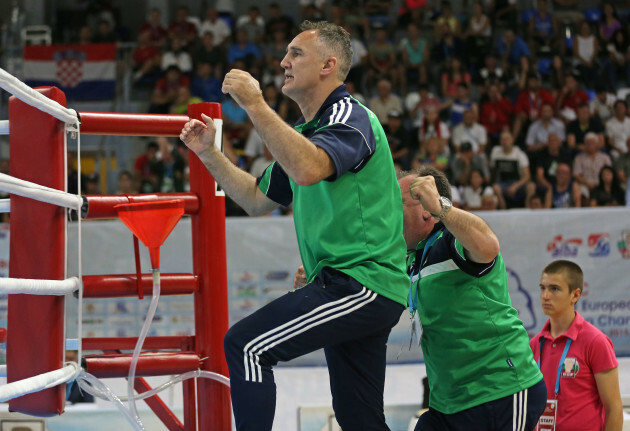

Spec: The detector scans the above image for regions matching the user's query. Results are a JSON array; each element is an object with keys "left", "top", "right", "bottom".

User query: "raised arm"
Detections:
[
  {"left": 180, "top": 114, "right": 279, "bottom": 216},
  {"left": 409, "top": 175, "right": 500, "bottom": 263}
]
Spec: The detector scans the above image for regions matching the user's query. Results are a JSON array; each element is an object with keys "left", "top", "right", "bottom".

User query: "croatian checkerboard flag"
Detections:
[{"left": 23, "top": 44, "right": 116, "bottom": 100}]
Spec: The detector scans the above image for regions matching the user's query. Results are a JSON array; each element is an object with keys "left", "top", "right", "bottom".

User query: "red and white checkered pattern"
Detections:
[{"left": 56, "top": 58, "right": 83, "bottom": 88}]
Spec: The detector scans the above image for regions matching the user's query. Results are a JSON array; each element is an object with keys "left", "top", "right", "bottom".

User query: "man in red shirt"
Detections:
[
  {"left": 513, "top": 72, "right": 554, "bottom": 143},
  {"left": 556, "top": 72, "right": 589, "bottom": 122},
  {"left": 530, "top": 260, "right": 622, "bottom": 431},
  {"left": 480, "top": 81, "right": 513, "bottom": 148}
]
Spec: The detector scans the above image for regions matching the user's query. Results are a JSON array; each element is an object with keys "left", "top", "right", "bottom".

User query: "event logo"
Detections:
[
  {"left": 546, "top": 235, "right": 583, "bottom": 257},
  {"left": 53, "top": 50, "right": 86, "bottom": 88},
  {"left": 561, "top": 357, "right": 579, "bottom": 378},
  {"left": 618, "top": 230, "right": 630, "bottom": 259},
  {"left": 588, "top": 233, "right": 610, "bottom": 257}
]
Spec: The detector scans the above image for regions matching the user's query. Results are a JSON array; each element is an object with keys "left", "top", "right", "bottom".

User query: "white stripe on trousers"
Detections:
[
  {"left": 513, "top": 388, "right": 529, "bottom": 431},
  {"left": 242, "top": 286, "right": 377, "bottom": 382}
]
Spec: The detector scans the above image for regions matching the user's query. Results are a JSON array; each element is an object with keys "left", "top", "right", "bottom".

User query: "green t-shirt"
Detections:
[
  {"left": 257, "top": 85, "right": 408, "bottom": 306},
  {"left": 407, "top": 225, "right": 543, "bottom": 414}
]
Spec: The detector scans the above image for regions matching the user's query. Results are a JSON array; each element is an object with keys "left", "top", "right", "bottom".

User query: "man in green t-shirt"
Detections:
[
  {"left": 398, "top": 166, "right": 546, "bottom": 431},
  {"left": 180, "top": 20, "right": 407, "bottom": 431}
]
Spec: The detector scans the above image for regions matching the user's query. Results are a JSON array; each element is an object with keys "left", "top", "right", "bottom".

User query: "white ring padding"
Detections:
[
  {"left": 0, "top": 173, "right": 82, "bottom": 210},
  {"left": 0, "top": 67, "right": 78, "bottom": 126},
  {"left": 0, "top": 120, "right": 8, "bottom": 135},
  {"left": 0, "top": 363, "right": 78, "bottom": 402},
  {"left": 0, "top": 365, "right": 6, "bottom": 377},
  {"left": 0, "top": 199, "right": 9, "bottom": 213},
  {"left": 0, "top": 277, "right": 80, "bottom": 295}
]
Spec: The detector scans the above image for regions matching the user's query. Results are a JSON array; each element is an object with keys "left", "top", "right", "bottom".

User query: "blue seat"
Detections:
[{"left": 584, "top": 8, "right": 602, "bottom": 23}]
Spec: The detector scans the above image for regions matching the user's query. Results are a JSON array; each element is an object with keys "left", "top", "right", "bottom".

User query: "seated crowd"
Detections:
[{"left": 59, "top": 0, "right": 630, "bottom": 213}]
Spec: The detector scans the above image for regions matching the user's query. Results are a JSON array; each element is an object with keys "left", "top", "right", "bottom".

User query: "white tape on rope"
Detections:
[
  {"left": 0, "top": 67, "right": 78, "bottom": 125},
  {"left": 0, "top": 365, "right": 6, "bottom": 378},
  {"left": 0, "top": 199, "right": 9, "bottom": 213},
  {"left": 0, "top": 173, "right": 82, "bottom": 210},
  {"left": 0, "top": 277, "right": 80, "bottom": 295},
  {"left": 0, "top": 363, "right": 78, "bottom": 402},
  {"left": 0, "top": 120, "right": 8, "bottom": 135}
]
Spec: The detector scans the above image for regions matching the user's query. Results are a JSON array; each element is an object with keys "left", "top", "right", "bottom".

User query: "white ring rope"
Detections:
[
  {"left": 0, "top": 363, "right": 78, "bottom": 402},
  {"left": 0, "top": 67, "right": 79, "bottom": 126},
  {"left": 0, "top": 172, "right": 82, "bottom": 210},
  {"left": 0, "top": 199, "right": 9, "bottom": 213},
  {"left": 0, "top": 120, "right": 8, "bottom": 135},
  {"left": 0, "top": 277, "right": 80, "bottom": 295}
]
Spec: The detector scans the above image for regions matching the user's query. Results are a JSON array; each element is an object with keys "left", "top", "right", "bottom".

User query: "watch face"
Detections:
[{"left": 441, "top": 196, "right": 452, "bottom": 207}]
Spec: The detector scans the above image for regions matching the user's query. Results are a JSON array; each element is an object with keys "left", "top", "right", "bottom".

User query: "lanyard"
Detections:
[
  {"left": 538, "top": 337, "right": 573, "bottom": 396},
  {"left": 408, "top": 229, "right": 442, "bottom": 315}
]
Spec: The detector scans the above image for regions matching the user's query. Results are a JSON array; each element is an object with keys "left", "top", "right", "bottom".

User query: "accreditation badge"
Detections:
[{"left": 535, "top": 399, "right": 557, "bottom": 431}]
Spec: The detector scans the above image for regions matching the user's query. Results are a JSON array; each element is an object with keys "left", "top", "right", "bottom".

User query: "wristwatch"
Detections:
[{"left": 430, "top": 196, "right": 452, "bottom": 220}]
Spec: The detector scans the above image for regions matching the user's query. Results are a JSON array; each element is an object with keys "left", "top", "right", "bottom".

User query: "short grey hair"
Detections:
[{"left": 300, "top": 20, "right": 352, "bottom": 81}]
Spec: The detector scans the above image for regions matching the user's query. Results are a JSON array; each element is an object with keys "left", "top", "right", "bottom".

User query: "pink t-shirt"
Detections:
[{"left": 530, "top": 311, "right": 618, "bottom": 431}]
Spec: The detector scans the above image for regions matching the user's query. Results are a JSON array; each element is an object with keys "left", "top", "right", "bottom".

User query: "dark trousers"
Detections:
[
  {"left": 415, "top": 378, "right": 547, "bottom": 431},
  {"left": 224, "top": 267, "right": 405, "bottom": 431}
]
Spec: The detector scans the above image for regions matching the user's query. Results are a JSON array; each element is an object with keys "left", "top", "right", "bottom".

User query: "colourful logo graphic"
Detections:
[
  {"left": 561, "top": 357, "right": 579, "bottom": 378},
  {"left": 547, "top": 235, "right": 583, "bottom": 257},
  {"left": 618, "top": 230, "right": 630, "bottom": 259},
  {"left": 588, "top": 233, "right": 610, "bottom": 257}
]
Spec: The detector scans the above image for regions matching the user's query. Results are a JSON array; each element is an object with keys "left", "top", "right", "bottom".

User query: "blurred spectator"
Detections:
[
  {"left": 67, "top": 152, "right": 79, "bottom": 195},
  {"left": 589, "top": 165, "right": 625, "bottom": 206},
  {"left": 132, "top": 30, "right": 162, "bottom": 83},
  {"left": 590, "top": 85, "right": 616, "bottom": 122},
  {"left": 599, "top": 2, "right": 622, "bottom": 46},
  {"left": 411, "top": 136, "right": 449, "bottom": 172},
  {"left": 441, "top": 58, "right": 471, "bottom": 100},
  {"left": 480, "top": 81, "right": 513, "bottom": 148},
  {"left": 299, "top": 0, "right": 326, "bottom": 21},
  {"left": 364, "top": 0, "right": 393, "bottom": 29},
  {"left": 418, "top": 105, "right": 450, "bottom": 151},
  {"left": 535, "top": 132, "right": 575, "bottom": 191},
  {"left": 345, "top": 80, "right": 367, "bottom": 105},
  {"left": 477, "top": 54, "right": 504, "bottom": 91},
  {"left": 527, "top": 0, "right": 559, "bottom": 54},
  {"left": 263, "top": 29, "right": 290, "bottom": 80},
  {"left": 170, "top": 86, "right": 202, "bottom": 115},
  {"left": 265, "top": 3, "right": 296, "bottom": 40},
  {"left": 548, "top": 54, "right": 566, "bottom": 98},
  {"left": 398, "top": 22, "right": 430, "bottom": 94},
  {"left": 605, "top": 99, "right": 630, "bottom": 158},
  {"left": 566, "top": 103, "right": 604, "bottom": 151},
  {"left": 249, "top": 145, "right": 275, "bottom": 178},
  {"left": 84, "top": 172, "right": 101, "bottom": 195},
  {"left": 367, "top": 26, "right": 400, "bottom": 92},
  {"left": 465, "top": 2, "right": 492, "bottom": 67},
  {"left": 236, "top": 6, "right": 265, "bottom": 44},
  {"left": 550, "top": 0, "right": 582, "bottom": 24},
  {"left": 77, "top": 25, "right": 92, "bottom": 44},
  {"left": 431, "top": 23, "right": 466, "bottom": 67},
  {"left": 368, "top": 79, "right": 403, "bottom": 126},
  {"left": 497, "top": 29, "right": 531, "bottom": 70},
  {"left": 555, "top": 72, "right": 589, "bottom": 122},
  {"left": 451, "top": 142, "right": 491, "bottom": 186},
  {"left": 168, "top": 6, "right": 198, "bottom": 48},
  {"left": 452, "top": 109, "right": 487, "bottom": 154},
  {"left": 216, "top": 0, "right": 236, "bottom": 23},
  {"left": 345, "top": 24, "right": 369, "bottom": 94},
  {"left": 573, "top": 132, "right": 613, "bottom": 198},
  {"left": 434, "top": 1, "right": 461, "bottom": 39},
  {"left": 149, "top": 65, "right": 190, "bottom": 114},
  {"left": 92, "top": 19, "right": 118, "bottom": 43},
  {"left": 614, "top": 143, "right": 630, "bottom": 200},
  {"left": 408, "top": 83, "right": 442, "bottom": 131},
  {"left": 153, "top": 138, "right": 187, "bottom": 193},
  {"left": 461, "top": 168, "right": 496, "bottom": 210},
  {"left": 243, "top": 125, "right": 264, "bottom": 171},
  {"left": 139, "top": 7, "right": 167, "bottom": 48},
  {"left": 525, "top": 102, "right": 566, "bottom": 161},
  {"left": 490, "top": 130, "right": 531, "bottom": 208},
  {"left": 262, "top": 83, "right": 289, "bottom": 120},
  {"left": 228, "top": 29, "right": 262, "bottom": 70},
  {"left": 383, "top": 110, "right": 414, "bottom": 170},
  {"left": 199, "top": 7, "right": 232, "bottom": 48},
  {"left": 191, "top": 63, "right": 222, "bottom": 102},
  {"left": 602, "top": 29, "right": 630, "bottom": 90},
  {"left": 116, "top": 170, "right": 138, "bottom": 194},
  {"left": 192, "top": 32, "right": 224, "bottom": 73},
  {"left": 222, "top": 95, "right": 251, "bottom": 149},
  {"left": 447, "top": 83, "right": 477, "bottom": 127},
  {"left": 488, "top": 0, "right": 517, "bottom": 30},
  {"left": 134, "top": 141, "right": 160, "bottom": 192},
  {"left": 161, "top": 38, "right": 193, "bottom": 75},
  {"left": 525, "top": 185, "right": 551, "bottom": 209},
  {"left": 513, "top": 69, "right": 553, "bottom": 130},
  {"left": 550, "top": 162, "right": 581, "bottom": 208},
  {"left": 397, "top": 0, "right": 428, "bottom": 28},
  {"left": 573, "top": 20, "right": 600, "bottom": 87}
]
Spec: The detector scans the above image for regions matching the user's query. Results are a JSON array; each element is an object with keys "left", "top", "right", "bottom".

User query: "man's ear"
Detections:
[
  {"left": 571, "top": 288, "right": 582, "bottom": 305},
  {"left": 321, "top": 56, "right": 337, "bottom": 76}
]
